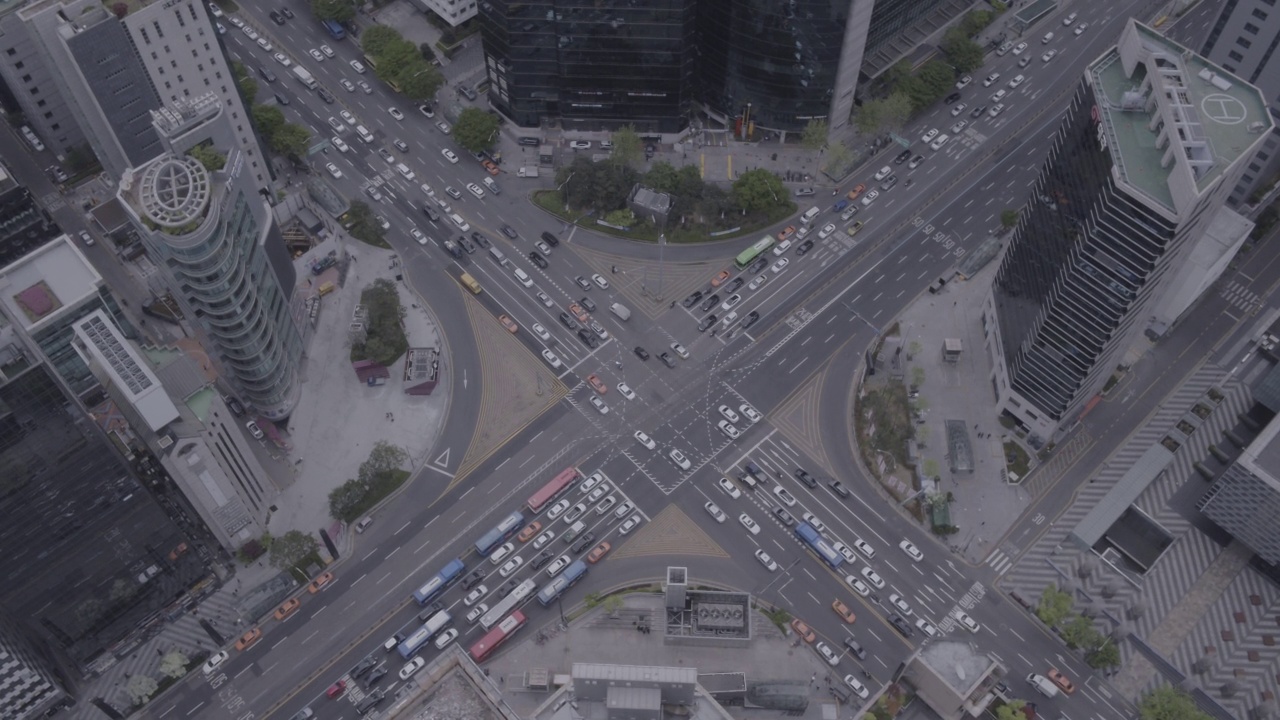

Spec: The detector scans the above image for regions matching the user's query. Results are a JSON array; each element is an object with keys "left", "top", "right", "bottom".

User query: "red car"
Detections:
[{"left": 326, "top": 680, "right": 347, "bottom": 698}]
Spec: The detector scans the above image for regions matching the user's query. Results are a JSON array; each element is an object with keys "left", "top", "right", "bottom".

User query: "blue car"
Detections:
[{"left": 832, "top": 199, "right": 850, "bottom": 213}]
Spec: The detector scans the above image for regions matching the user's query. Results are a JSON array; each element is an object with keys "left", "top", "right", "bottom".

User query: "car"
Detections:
[
  {"left": 466, "top": 182, "right": 486, "bottom": 199},
  {"left": 717, "top": 420, "right": 740, "bottom": 439},
  {"left": 717, "top": 477, "right": 741, "bottom": 498},
  {"left": 831, "top": 199, "right": 850, "bottom": 213},
  {"left": 955, "top": 75, "right": 972, "bottom": 89},
  {"left": 719, "top": 294, "right": 744, "bottom": 313},
  {"left": 951, "top": 102, "right": 967, "bottom": 117},
  {"left": 378, "top": 148, "right": 395, "bottom": 164},
  {"left": 350, "top": 59, "right": 366, "bottom": 73},
  {"left": 1063, "top": 11, "right": 1078, "bottom": 25},
  {"left": 533, "top": 530, "right": 556, "bottom": 549},
  {"left": 794, "top": 187, "right": 815, "bottom": 196},
  {"left": 909, "top": 154, "right": 925, "bottom": 169},
  {"left": 921, "top": 128, "right": 939, "bottom": 144},
  {"left": 681, "top": 290, "right": 704, "bottom": 308},
  {"left": 498, "top": 223, "right": 518, "bottom": 240},
  {"left": 790, "top": 618, "right": 816, "bottom": 643},
  {"left": 271, "top": 52, "right": 293, "bottom": 67},
  {"left": 586, "top": 374, "right": 607, "bottom": 394},
  {"left": 591, "top": 273, "right": 610, "bottom": 290},
  {"left": 859, "top": 190, "right": 879, "bottom": 207},
  {"left": 635, "top": 430, "right": 656, "bottom": 449},
  {"left": 531, "top": 322, "right": 551, "bottom": 341},
  {"left": 770, "top": 258, "right": 790, "bottom": 274},
  {"left": 801, "top": 512, "right": 826, "bottom": 533},
  {"left": 202, "top": 650, "right": 229, "bottom": 675},
  {"left": 326, "top": 136, "right": 348, "bottom": 155},
  {"left": 441, "top": 149, "right": 459, "bottom": 164},
  {"left": 698, "top": 294, "right": 720, "bottom": 313},
  {"left": 795, "top": 468, "right": 818, "bottom": 488},
  {"left": 773, "top": 506, "right": 796, "bottom": 526},
  {"left": 832, "top": 599, "right": 856, "bottom": 624},
  {"left": 930, "top": 134, "right": 950, "bottom": 151},
  {"left": 1042, "top": 49, "right": 1057, "bottom": 63},
  {"left": 308, "top": 48, "right": 325, "bottom": 63},
  {"left": 393, "top": 138, "right": 410, "bottom": 153},
  {"left": 704, "top": 501, "right": 727, "bottom": 523},
  {"left": 944, "top": 92, "right": 962, "bottom": 105},
  {"left": 846, "top": 183, "right": 867, "bottom": 201},
  {"left": 529, "top": 251, "right": 549, "bottom": 269},
  {"left": 1008, "top": 74, "right": 1026, "bottom": 90},
  {"left": 463, "top": 585, "right": 488, "bottom": 606},
  {"left": 755, "top": 549, "right": 778, "bottom": 571},
  {"left": 617, "top": 383, "right": 635, "bottom": 400},
  {"left": 739, "top": 404, "right": 761, "bottom": 423},
  {"left": 1019, "top": 55, "right": 1032, "bottom": 68},
  {"left": 326, "top": 679, "right": 347, "bottom": 698},
  {"left": 580, "top": 296, "right": 597, "bottom": 312},
  {"left": 733, "top": 511, "right": 760, "bottom": 535},
  {"left": 410, "top": 228, "right": 426, "bottom": 245},
  {"left": 364, "top": 186, "right": 383, "bottom": 202},
  {"left": 829, "top": 479, "right": 850, "bottom": 498},
  {"left": 327, "top": 117, "right": 346, "bottom": 133},
  {"left": 893, "top": 148, "right": 913, "bottom": 165},
  {"left": 594, "top": 496, "right": 618, "bottom": 515},
  {"left": 816, "top": 641, "right": 841, "bottom": 666},
  {"left": 398, "top": 657, "right": 426, "bottom": 680},
  {"left": 256, "top": 37, "right": 273, "bottom": 52},
  {"left": 469, "top": 232, "right": 490, "bottom": 250},
  {"left": 461, "top": 569, "right": 486, "bottom": 591},
  {"left": 861, "top": 566, "right": 884, "bottom": 589},
  {"left": 832, "top": 542, "right": 857, "bottom": 564},
  {"left": 364, "top": 666, "right": 389, "bottom": 687},
  {"left": 844, "top": 574, "right": 872, "bottom": 597},
  {"left": 697, "top": 314, "right": 718, "bottom": 332},
  {"left": 324, "top": 162, "right": 343, "bottom": 179},
  {"left": 381, "top": 632, "right": 407, "bottom": 653},
  {"left": 1074, "top": 22, "right": 1088, "bottom": 35},
  {"left": 547, "top": 498, "right": 572, "bottom": 519},
  {"left": 617, "top": 515, "right": 640, "bottom": 534},
  {"left": 498, "top": 555, "right": 524, "bottom": 577},
  {"left": 843, "top": 674, "right": 870, "bottom": 699},
  {"left": 670, "top": 342, "right": 689, "bottom": 360},
  {"left": 818, "top": 223, "right": 837, "bottom": 239},
  {"left": 540, "top": 349, "right": 562, "bottom": 369},
  {"left": 351, "top": 655, "right": 378, "bottom": 679},
  {"left": 890, "top": 614, "right": 915, "bottom": 637},
  {"left": 853, "top": 539, "right": 875, "bottom": 558},
  {"left": 899, "top": 539, "right": 923, "bottom": 561},
  {"left": 559, "top": 313, "right": 580, "bottom": 332},
  {"left": 950, "top": 119, "right": 967, "bottom": 134},
  {"left": 572, "top": 275, "right": 591, "bottom": 292},
  {"left": 1012, "top": 41, "right": 1029, "bottom": 55},
  {"left": 658, "top": 352, "right": 676, "bottom": 368},
  {"left": 1047, "top": 668, "right": 1076, "bottom": 693},
  {"left": 589, "top": 396, "right": 609, "bottom": 414},
  {"left": 571, "top": 532, "right": 598, "bottom": 554},
  {"left": 889, "top": 593, "right": 913, "bottom": 616},
  {"left": 274, "top": 597, "right": 302, "bottom": 621},
  {"left": 988, "top": 104, "right": 1006, "bottom": 118},
  {"left": 669, "top": 448, "right": 691, "bottom": 470},
  {"left": 777, "top": 225, "right": 797, "bottom": 241},
  {"left": 915, "top": 618, "right": 938, "bottom": 637},
  {"left": 569, "top": 140, "right": 592, "bottom": 150},
  {"left": 534, "top": 240, "right": 553, "bottom": 256},
  {"left": 385, "top": 107, "right": 404, "bottom": 121},
  {"left": 873, "top": 165, "right": 892, "bottom": 181},
  {"left": 773, "top": 485, "right": 796, "bottom": 506},
  {"left": 482, "top": 160, "right": 501, "bottom": 176},
  {"left": 952, "top": 609, "right": 980, "bottom": 633},
  {"left": 587, "top": 542, "right": 611, "bottom": 563},
  {"left": 339, "top": 78, "right": 356, "bottom": 92},
  {"left": 969, "top": 104, "right": 987, "bottom": 118},
  {"left": 714, "top": 405, "right": 740, "bottom": 424},
  {"left": 632, "top": 346, "right": 651, "bottom": 362},
  {"left": 443, "top": 186, "right": 461, "bottom": 200}
]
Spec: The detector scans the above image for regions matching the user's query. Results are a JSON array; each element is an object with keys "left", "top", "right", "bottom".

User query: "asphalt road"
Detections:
[{"left": 150, "top": 1, "right": 1175, "bottom": 719}]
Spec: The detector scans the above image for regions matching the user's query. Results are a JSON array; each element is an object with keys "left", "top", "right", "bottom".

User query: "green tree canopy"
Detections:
[
  {"left": 231, "top": 61, "right": 258, "bottom": 102},
  {"left": 731, "top": 168, "right": 787, "bottom": 214},
  {"left": 187, "top": 144, "right": 226, "bottom": 172},
  {"left": 311, "top": 0, "right": 354, "bottom": 23},
  {"left": 159, "top": 650, "right": 189, "bottom": 679},
  {"left": 854, "top": 101, "right": 886, "bottom": 136},
  {"left": 824, "top": 140, "right": 852, "bottom": 176},
  {"left": 800, "top": 118, "right": 828, "bottom": 151},
  {"left": 1139, "top": 687, "right": 1212, "bottom": 720},
  {"left": 269, "top": 530, "right": 319, "bottom": 569},
  {"left": 609, "top": 124, "right": 643, "bottom": 167},
  {"left": 252, "top": 105, "right": 285, "bottom": 139},
  {"left": 344, "top": 200, "right": 386, "bottom": 247},
  {"left": 1001, "top": 209, "right": 1020, "bottom": 228},
  {"left": 960, "top": 9, "right": 994, "bottom": 36},
  {"left": 557, "top": 156, "right": 637, "bottom": 213},
  {"left": 360, "top": 26, "right": 401, "bottom": 57},
  {"left": 328, "top": 478, "right": 367, "bottom": 522},
  {"left": 943, "top": 29, "right": 986, "bottom": 74},
  {"left": 271, "top": 123, "right": 312, "bottom": 158},
  {"left": 995, "top": 700, "right": 1030, "bottom": 720},
  {"left": 1061, "top": 615, "right": 1100, "bottom": 649},
  {"left": 396, "top": 62, "right": 443, "bottom": 100},
  {"left": 1087, "top": 641, "right": 1120, "bottom": 669},
  {"left": 453, "top": 107, "right": 500, "bottom": 153},
  {"left": 359, "top": 441, "right": 408, "bottom": 484},
  {"left": 126, "top": 675, "right": 159, "bottom": 705},
  {"left": 1036, "top": 584, "right": 1074, "bottom": 626}
]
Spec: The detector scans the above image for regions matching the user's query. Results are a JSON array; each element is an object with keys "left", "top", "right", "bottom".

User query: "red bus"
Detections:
[
  {"left": 469, "top": 610, "right": 526, "bottom": 662},
  {"left": 525, "top": 466, "right": 581, "bottom": 513}
]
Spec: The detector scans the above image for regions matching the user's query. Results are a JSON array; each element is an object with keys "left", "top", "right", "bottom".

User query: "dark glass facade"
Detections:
[
  {"left": 992, "top": 84, "right": 1176, "bottom": 421},
  {"left": 479, "top": 0, "right": 697, "bottom": 132},
  {"left": 864, "top": 0, "right": 947, "bottom": 58},
  {"left": 695, "top": 0, "right": 848, "bottom": 131},
  {"left": 0, "top": 365, "right": 202, "bottom": 667},
  {"left": 0, "top": 183, "right": 60, "bottom": 270}
]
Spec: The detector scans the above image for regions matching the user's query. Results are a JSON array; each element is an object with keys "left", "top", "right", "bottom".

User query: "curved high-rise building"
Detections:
[{"left": 120, "top": 96, "right": 301, "bottom": 419}]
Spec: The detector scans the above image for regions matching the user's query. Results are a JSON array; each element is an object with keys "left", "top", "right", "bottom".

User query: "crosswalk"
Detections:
[
  {"left": 1220, "top": 280, "right": 1261, "bottom": 313},
  {"left": 985, "top": 548, "right": 1017, "bottom": 576}
]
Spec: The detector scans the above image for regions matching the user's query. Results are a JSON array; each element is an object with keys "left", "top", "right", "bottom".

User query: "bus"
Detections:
[
  {"left": 479, "top": 578, "right": 536, "bottom": 630},
  {"left": 412, "top": 558, "right": 466, "bottom": 605},
  {"left": 475, "top": 511, "right": 525, "bottom": 557},
  {"left": 320, "top": 19, "right": 345, "bottom": 40},
  {"left": 397, "top": 610, "right": 452, "bottom": 659},
  {"left": 459, "top": 273, "right": 482, "bottom": 295},
  {"left": 795, "top": 523, "right": 843, "bottom": 570},
  {"left": 525, "top": 466, "right": 581, "bottom": 514},
  {"left": 536, "top": 560, "right": 588, "bottom": 606},
  {"left": 735, "top": 235, "right": 776, "bottom": 269},
  {"left": 469, "top": 609, "right": 526, "bottom": 663}
]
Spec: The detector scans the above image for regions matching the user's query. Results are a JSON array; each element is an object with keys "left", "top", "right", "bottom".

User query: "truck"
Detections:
[
  {"left": 292, "top": 66, "right": 317, "bottom": 90},
  {"left": 518, "top": 166, "right": 540, "bottom": 178}
]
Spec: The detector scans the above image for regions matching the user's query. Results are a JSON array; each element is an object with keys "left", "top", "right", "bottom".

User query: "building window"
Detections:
[
  {"left": 1236, "top": 37, "right": 1252, "bottom": 49},
  {"left": 152, "top": 51, "right": 158, "bottom": 59},
  {"left": 1244, "top": 23, "right": 1260, "bottom": 34},
  {"left": 1253, "top": 8, "right": 1268, "bottom": 19},
  {"left": 5, "top": 48, "right": 15, "bottom": 56},
  {"left": 1249, "top": 163, "right": 1261, "bottom": 171},
  {"left": 21, "top": 74, "right": 30, "bottom": 82},
  {"left": 1224, "top": 64, "right": 1237, "bottom": 72},
  {"left": 1228, "top": 50, "right": 1243, "bottom": 61},
  {"left": 29, "top": 87, "right": 38, "bottom": 95},
  {"left": 43, "top": 111, "right": 52, "bottom": 119},
  {"left": 14, "top": 61, "right": 22, "bottom": 69},
  {"left": 36, "top": 99, "right": 45, "bottom": 107},
  {"left": 154, "top": 21, "right": 164, "bottom": 39},
  {"left": 140, "top": 28, "right": 150, "bottom": 44},
  {"left": 51, "top": 123, "right": 59, "bottom": 130}
]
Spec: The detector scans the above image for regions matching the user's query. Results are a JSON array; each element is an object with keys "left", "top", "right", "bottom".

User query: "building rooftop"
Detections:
[
  {"left": 1090, "top": 20, "right": 1272, "bottom": 216},
  {"left": 915, "top": 641, "right": 997, "bottom": 696},
  {"left": 1238, "top": 412, "right": 1280, "bottom": 489},
  {"left": 0, "top": 236, "right": 102, "bottom": 332}
]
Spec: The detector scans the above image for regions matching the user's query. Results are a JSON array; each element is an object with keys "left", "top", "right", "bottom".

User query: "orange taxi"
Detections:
[
  {"left": 569, "top": 302, "right": 590, "bottom": 323},
  {"left": 482, "top": 160, "right": 500, "bottom": 176},
  {"left": 1047, "top": 668, "right": 1076, "bottom": 694},
  {"left": 308, "top": 571, "right": 334, "bottom": 594},
  {"left": 710, "top": 269, "right": 731, "bottom": 287},
  {"left": 587, "top": 542, "right": 612, "bottom": 563},
  {"left": 776, "top": 225, "right": 796, "bottom": 241},
  {"left": 518, "top": 521, "right": 542, "bottom": 542},
  {"left": 587, "top": 374, "right": 608, "bottom": 394},
  {"left": 832, "top": 599, "right": 856, "bottom": 623},
  {"left": 499, "top": 314, "right": 519, "bottom": 333},
  {"left": 846, "top": 183, "right": 866, "bottom": 201},
  {"left": 273, "top": 598, "right": 301, "bottom": 621},
  {"left": 790, "top": 617, "right": 816, "bottom": 643},
  {"left": 235, "top": 627, "right": 262, "bottom": 651}
]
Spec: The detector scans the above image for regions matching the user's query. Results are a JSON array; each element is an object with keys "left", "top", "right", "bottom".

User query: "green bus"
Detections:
[{"left": 735, "top": 235, "right": 776, "bottom": 269}]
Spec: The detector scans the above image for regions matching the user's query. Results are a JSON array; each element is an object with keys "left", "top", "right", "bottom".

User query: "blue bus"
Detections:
[
  {"left": 320, "top": 19, "right": 345, "bottom": 40},
  {"left": 474, "top": 511, "right": 525, "bottom": 557},
  {"left": 536, "top": 560, "right": 588, "bottom": 606},
  {"left": 397, "top": 610, "right": 451, "bottom": 659},
  {"left": 412, "top": 558, "right": 466, "bottom": 605},
  {"left": 795, "top": 523, "right": 843, "bottom": 570}
]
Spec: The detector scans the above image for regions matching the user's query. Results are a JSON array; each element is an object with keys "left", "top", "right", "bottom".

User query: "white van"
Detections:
[
  {"left": 513, "top": 267, "right": 533, "bottom": 287},
  {"left": 395, "top": 163, "right": 415, "bottom": 181},
  {"left": 1026, "top": 674, "right": 1060, "bottom": 698},
  {"left": 450, "top": 213, "right": 470, "bottom": 232},
  {"left": 800, "top": 206, "right": 821, "bottom": 225},
  {"left": 355, "top": 125, "right": 375, "bottom": 143},
  {"left": 1042, "top": 31, "right": 1055, "bottom": 44},
  {"left": 489, "top": 247, "right": 507, "bottom": 265},
  {"left": 610, "top": 303, "right": 631, "bottom": 321}
]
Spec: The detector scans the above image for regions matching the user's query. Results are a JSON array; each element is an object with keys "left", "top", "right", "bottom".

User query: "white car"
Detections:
[
  {"left": 441, "top": 149, "right": 459, "bottom": 163},
  {"left": 466, "top": 183, "right": 486, "bottom": 199},
  {"left": 770, "top": 258, "right": 790, "bottom": 274},
  {"left": 591, "top": 273, "right": 610, "bottom": 290},
  {"left": 899, "top": 539, "right": 924, "bottom": 562},
  {"left": 569, "top": 140, "right": 592, "bottom": 150},
  {"left": 532, "top": 323, "right": 551, "bottom": 341},
  {"left": 954, "top": 75, "right": 971, "bottom": 90},
  {"left": 704, "top": 502, "right": 727, "bottom": 523},
  {"left": 860, "top": 189, "right": 879, "bottom": 206},
  {"left": 988, "top": 104, "right": 1006, "bottom": 118},
  {"left": 861, "top": 566, "right": 885, "bottom": 588},
  {"left": 755, "top": 549, "right": 778, "bottom": 571},
  {"left": 1042, "top": 49, "right": 1058, "bottom": 63},
  {"left": 915, "top": 618, "right": 938, "bottom": 637},
  {"left": 801, "top": 512, "right": 827, "bottom": 534},
  {"left": 589, "top": 396, "right": 609, "bottom": 414},
  {"left": 325, "top": 162, "right": 342, "bottom": 178},
  {"left": 563, "top": 503, "right": 587, "bottom": 524},
  {"left": 309, "top": 48, "right": 325, "bottom": 62},
  {"left": 720, "top": 294, "right": 742, "bottom": 311},
  {"left": 950, "top": 103, "right": 967, "bottom": 117},
  {"left": 207, "top": 2, "right": 223, "bottom": 17},
  {"left": 434, "top": 627, "right": 459, "bottom": 649},
  {"left": 340, "top": 78, "right": 356, "bottom": 92},
  {"left": 1008, "top": 75, "right": 1025, "bottom": 89},
  {"left": 272, "top": 52, "right": 292, "bottom": 67},
  {"left": 546, "top": 555, "right": 572, "bottom": 576},
  {"left": 388, "top": 107, "right": 404, "bottom": 121},
  {"left": 339, "top": 110, "right": 356, "bottom": 125},
  {"left": 202, "top": 650, "right": 229, "bottom": 676},
  {"left": 889, "top": 593, "right": 913, "bottom": 616},
  {"left": 748, "top": 274, "right": 768, "bottom": 291},
  {"left": 498, "top": 556, "right": 524, "bottom": 577},
  {"left": 350, "top": 59, "right": 366, "bottom": 74},
  {"left": 580, "top": 473, "right": 604, "bottom": 493},
  {"left": 773, "top": 485, "right": 796, "bottom": 507},
  {"left": 669, "top": 449, "right": 691, "bottom": 470},
  {"left": 541, "top": 349, "right": 562, "bottom": 368},
  {"left": 717, "top": 477, "right": 741, "bottom": 498},
  {"left": 635, "top": 430, "right": 656, "bottom": 449},
  {"left": 717, "top": 420, "right": 740, "bottom": 439},
  {"left": 832, "top": 542, "right": 857, "bottom": 564},
  {"left": 320, "top": 44, "right": 335, "bottom": 58},
  {"left": 816, "top": 641, "right": 840, "bottom": 666},
  {"left": 256, "top": 37, "right": 272, "bottom": 52},
  {"left": 844, "top": 574, "right": 872, "bottom": 597},
  {"left": 376, "top": 216, "right": 390, "bottom": 230},
  {"left": 547, "top": 499, "right": 571, "bottom": 520},
  {"left": 619, "top": 515, "right": 641, "bottom": 534},
  {"left": 740, "top": 404, "right": 761, "bottom": 423},
  {"left": 670, "top": 342, "right": 690, "bottom": 359},
  {"left": 853, "top": 539, "right": 875, "bottom": 558},
  {"left": 436, "top": 121, "right": 452, "bottom": 134},
  {"left": 617, "top": 383, "right": 635, "bottom": 400},
  {"left": 489, "top": 542, "right": 514, "bottom": 564},
  {"left": 921, "top": 128, "right": 939, "bottom": 144},
  {"left": 982, "top": 72, "right": 1000, "bottom": 87},
  {"left": 950, "top": 120, "right": 967, "bottom": 135},
  {"left": 465, "top": 603, "right": 488, "bottom": 624},
  {"left": 410, "top": 228, "right": 426, "bottom": 245},
  {"left": 1063, "top": 11, "right": 1078, "bottom": 25},
  {"left": 953, "top": 609, "right": 980, "bottom": 633},
  {"left": 818, "top": 223, "right": 837, "bottom": 239},
  {"left": 930, "top": 134, "right": 950, "bottom": 151},
  {"left": 1074, "top": 22, "right": 1088, "bottom": 35},
  {"left": 533, "top": 530, "right": 555, "bottom": 548},
  {"left": 327, "top": 117, "right": 346, "bottom": 133},
  {"left": 399, "top": 656, "right": 426, "bottom": 680},
  {"left": 594, "top": 496, "right": 617, "bottom": 515},
  {"left": 536, "top": 292, "right": 554, "bottom": 308},
  {"left": 226, "top": 15, "right": 242, "bottom": 27},
  {"left": 843, "top": 674, "right": 869, "bottom": 699},
  {"left": 463, "top": 585, "right": 488, "bottom": 606},
  {"left": 718, "top": 405, "right": 740, "bottom": 423},
  {"left": 331, "top": 136, "right": 349, "bottom": 153},
  {"left": 1012, "top": 41, "right": 1029, "bottom": 55},
  {"left": 739, "top": 513, "right": 760, "bottom": 535}
]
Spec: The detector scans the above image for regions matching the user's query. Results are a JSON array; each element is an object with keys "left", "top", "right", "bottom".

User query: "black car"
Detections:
[
  {"left": 970, "top": 104, "right": 987, "bottom": 118},
  {"left": 749, "top": 257, "right": 769, "bottom": 274},
  {"left": 280, "top": 7, "right": 295, "bottom": 18},
  {"left": 658, "top": 352, "right": 677, "bottom": 368},
  {"left": 893, "top": 148, "right": 913, "bottom": 164},
  {"left": 681, "top": 290, "right": 703, "bottom": 308},
  {"left": 796, "top": 240, "right": 814, "bottom": 256},
  {"left": 572, "top": 532, "right": 596, "bottom": 554},
  {"left": 578, "top": 328, "right": 599, "bottom": 348},
  {"left": 498, "top": 578, "right": 519, "bottom": 596},
  {"left": 531, "top": 550, "right": 554, "bottom": 570},
  {"left": 422, "top": 206, "right": 440, "bottom": 222},
  {"left": 580, "top": 297, "right": 597, "bottom": 313},
  {"left": 890, "top": 614, "right": 915, "bottom": 638},
  {"left": 540, "top": 231, "right": 560, "bottom": 247},
  {"left": 575, "top": 276, "right": 592, "bottom": 291},
  {"left": 698, "top": 294, "right": 720, "bottom": 312},
  {"left": 351, "top": 655, "right": 378, "bottom": 678},
  {"left": 269, "top": 10, "right": 285, "bottom": 24},
  {"left": 364, "top": 666, "right": 388, "bottom": 688},
  {"left": 224, "top": 396, "right": 245, "bottom": 416},
  {"left": 559, "top": 312, "right": 580, "bottom": 331},
  {"left": 258, "top": 67, "right": 277, "bottom": 83},
  {"left": 274, "top": 92, "right": 290, "bottom": 106},
  {"left": 697, "top": 314, "right": 717, "bottom": 331},
  {"left": 317, "top": 88, "right": 335, "bottom": 104},
  {"left": 500, "top": 224, "right": 518, "bottom": 239},
  {"left": 725, "top": 277, "right": 745, "bottom": 293},
  {"left": 843, "top": 637, "right": 867, "bottom": 660},
  {"left": 529, "top": 251, "right": 548, "bottom": 268},
  {"left": 773, "top": 507, "right": 796, "bottom": 526},
  {"left": 470, "top": 232, "right": 490, "bottom": 249},
  {"left": 462, "top": 569, "right": 485, "bottom": 590},
  {"left": 741, "top": 311, "right": 760, "bottom": 330},
  {"left": 795, "top": 468, "right": 818, "bottom": 488},
  {"left": 356, "top": 691, "right": 385, "bottom": 715},
  {"left": 944, "top": 92, "right": 962, "bottom": 104},
  {"left": 829, "top": 479, "right": 851, "bottom": 498},
  {"left": 518, "top": 136, "right": 541, "bottom": 147},
  {"left": 417, "top": 601, "right": 445, "bottom": 622},
  {"left": 458, "top": 235, "right": 475, "bottom": 254},
  {"left": 634, "top": 346, "right": 650, "bottom": 360}
]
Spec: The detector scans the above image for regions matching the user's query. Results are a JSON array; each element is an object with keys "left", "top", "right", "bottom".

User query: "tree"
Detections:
[
  {"left": 311, "top": 0, "right": 354, "bottom": 23},
  {"left": 329, "top": 478, "right": 368, "bottom": 521},
  {"left": 359, "top": 441, "right": 408, "bottom": 484},
  {"left": 942, "top": 29, "right": 985, "bottom": 74},
  {"left": 231, "top": 62, "right": 258, "bottom": 102},
  {"left": 1036, "top": 584, "right": 1074, "bottom": 626},
  {"left": 396, "top": 62, "right": 443, "bottom": 100},
  {"left": 188, "top": 144, "right": 226, "bottom": 172},
  {"left": 252, "top": 105, "right": 285, "bottom": 140},
  {"left": 271, "top": 123, "right": 312, "bottom": 159},
  {"left": 854, "top": 101, "right": 886, "bottom": 136},
  {"left": 452, "top": 107, "right": 500, "bottom": 153},
  {"left": 602, "top": 594, "right": 624, "bottom": 614},
  {"left": 125, "top": 674, "right": 159, "bottom": 705},
  {"left": 800, "top": 118, "right": 828, "bottom": 151},
  {"left": 1061, "top": 615, "right": 1100, "bottom": 649},
  {"left": 610, "top": 124, "right": 643, "bottom": 167},
  {"left": 882, "top": 59, "right": 913, "bottom": 91},
  {"left": 360, "top": 26, "right": 402, "bottom": 58},
  {"left": 1001, "top": 209, "right": 1020, "bottom": 229},
  {"left": 880, "top": 93, "right": 913, "bottom": 133},
  {"left": 343, "top": 200, "right": 386, "bottom": 248},
  {"left": 919, "top": 60, "right": 956, "bottom": 97},
  {"left": 731, "top": 169, "right": 787, "bottom": 214},
  {"left": 420, "top": 43, "right": 438, "bottom": 64},
  {"left": 1087, "top": 641, "right": 1120, "bottom": 669},
  {"left": 159, "top": 651, "right": 189, "bottom": 679},
  {"left": 995, "top": 700, "right": 1031, "bottom": 720},
  {"left": 643, "top": 161, "right": 681, "bottom": 194},
  {"left": 960, "top": 9, "right": 994, "bottom": 36},
  {"left": 269, "top": 530, "right": 319, "bottom": 569},
  {"left": 825, "top": 140, "right": 852, "bottom": 175},
  {"left": 1139, "top": 687, "right": 1212, "bottom": 720}
]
